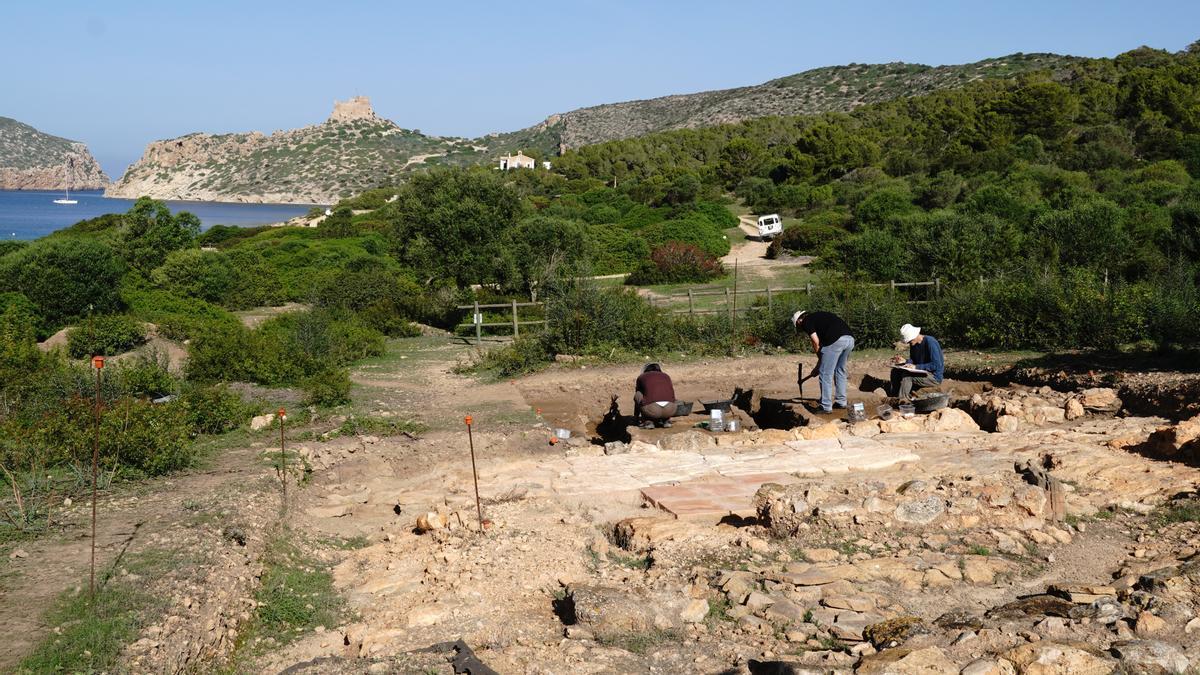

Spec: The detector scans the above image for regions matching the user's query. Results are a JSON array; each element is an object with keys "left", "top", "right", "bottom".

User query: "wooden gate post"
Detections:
[
  {"left": 512, "top": 299, "right": 519, "bottom": 338},
  {"left": 474, "top": 300, "right": 482, "bottom": 345},
  {"left": 688, "top": 289, "right": 694, "bottom": 317}
]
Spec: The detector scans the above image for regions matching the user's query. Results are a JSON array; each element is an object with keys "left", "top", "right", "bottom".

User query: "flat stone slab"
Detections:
[
  {"left": 636, "top": 437, "right": 919, "bottom": 520},
  {"left": 474, "top": 435, "right": 919, "bottom": 518}
]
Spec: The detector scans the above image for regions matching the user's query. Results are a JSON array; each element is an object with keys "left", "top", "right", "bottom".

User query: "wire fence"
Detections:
[{"left": 646, "top": 279, "right": 944, "bottom": 317}]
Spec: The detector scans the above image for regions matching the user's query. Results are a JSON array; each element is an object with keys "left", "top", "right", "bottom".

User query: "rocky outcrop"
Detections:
[
  {"left": 107, "top": 97, "right": 471, "bottom": 204},
  {"left": 0, "top": 116, "right": 109, "bottom": 190}
]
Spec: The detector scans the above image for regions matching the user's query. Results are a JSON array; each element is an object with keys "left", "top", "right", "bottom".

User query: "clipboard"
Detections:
[{"left": 891, "top": 364, "right": 930, "bottom": 377}]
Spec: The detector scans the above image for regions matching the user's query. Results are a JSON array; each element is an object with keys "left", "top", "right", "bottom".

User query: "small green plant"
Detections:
[
  {"left": 607, "top": 550, "right": 652, "bottom": 571},
  {"left": 320, "top": 535, "right": 370, "bottom": 550},
  {"left": 334, "top": 416, "right": 426, "bottom": 438},
  {"left": 596, "top": 628, "right": 681, "bottom": 655},
  {"left": 968, "top": 545, "right": 992, "bottom": 556},
  {"left": 1153, "top": 499, "right": 1200, "bottom": 525},
  {"left": 705, "top": 596, "right": 732, "bottom": 625}
]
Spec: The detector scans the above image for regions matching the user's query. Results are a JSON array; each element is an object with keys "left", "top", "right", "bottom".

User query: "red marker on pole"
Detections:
[
  {"left": 465, "top": 416, "right": 484, "bottom": 532},
  {"left": 278, "top": 408, "right": 287, "bottom": 499},
  {"left": 90, "top": 355, "right": 105, "bottom": 602}
]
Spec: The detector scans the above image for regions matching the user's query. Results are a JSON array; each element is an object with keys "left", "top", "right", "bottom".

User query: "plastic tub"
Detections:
[
  {"left": 876, "top": 404, "right": 894, "bottom": 421},
  {"left": 701, "top": 400, "right": 733, "bottom": 413},
  {"left": 914, "top": 392, "right": 950, "bottom": 413},
  {"left": 899, "top": 404, "right": 916, "bottom": 418}
]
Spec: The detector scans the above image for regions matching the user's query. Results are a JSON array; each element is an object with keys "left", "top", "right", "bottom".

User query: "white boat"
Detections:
[{"left": 53, "top": 185, "right": 77, "bottom": 205}]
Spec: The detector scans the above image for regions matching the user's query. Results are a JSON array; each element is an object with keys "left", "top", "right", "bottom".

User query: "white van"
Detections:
[{"left": 756, "top": 214, "right": 783, "bottom": 240}]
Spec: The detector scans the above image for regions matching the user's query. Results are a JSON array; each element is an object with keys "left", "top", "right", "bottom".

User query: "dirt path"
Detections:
[
  {"left": 721, "top": 215, "right": 772, "bottom": 266},
  {"left": 0, "top": 440, "right": 272, "bottom": 669}
]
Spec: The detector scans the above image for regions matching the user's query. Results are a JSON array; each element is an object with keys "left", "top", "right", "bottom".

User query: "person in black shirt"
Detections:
[{"left": 793, "top": 310, "right": 855, "bottom": 413}]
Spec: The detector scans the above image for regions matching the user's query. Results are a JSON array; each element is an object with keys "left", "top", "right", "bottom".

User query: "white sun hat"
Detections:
[
  {"left": 900, "top": 324, "right": 921, "bottom": 343},
  {"left": 792, "top": 310, "right": 807, "bottom": 326}
]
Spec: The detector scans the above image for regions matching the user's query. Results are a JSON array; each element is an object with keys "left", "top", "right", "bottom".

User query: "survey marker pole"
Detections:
[
  {"left": 278, "top": 408, "right": 287, "bottom": 500},
  {"left": 465, "top": 416, "right": 484, "bottom": 532},
  {"left": 90, "top": 355, "right": 105, "bottom": 601}
]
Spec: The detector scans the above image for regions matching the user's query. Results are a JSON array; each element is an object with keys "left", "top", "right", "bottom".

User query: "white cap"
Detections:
[
  {"left": 792, "top": 310, "right": 806, "bottom": 326},
  {"left": 900, "top": 324, "right": 921, "bottom": 343}
]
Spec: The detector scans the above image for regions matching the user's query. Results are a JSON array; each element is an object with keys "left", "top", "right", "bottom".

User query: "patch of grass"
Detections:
[
  {"left": 705, "top": 596, "right": 732, "bottom": 626},
  {"left": 597, "top": 628, "right": 681, "bottom": 655},
  {"left": 320, "top": 534, "right": 371, "bottom": 550},
  {"left": 815, "top": 634, "right": 850, "bottom": 653},
  {"left": 18, "top": 548, "right": 179, "bottom": 674},
  {"left": 1154, "top": 499, "right": 1200, "bottom": 526},
  {"left": 329, "top": 416, "right": 427, "bottom": 439},
  {"left": 244, "top": 534, "right": 345, "bottom": 650},
  {"left": 608, "top": 550, "right": 652, "bottom": 571},
  {"left": 968, "top": 545, "right": 992, "bottom": 556}
]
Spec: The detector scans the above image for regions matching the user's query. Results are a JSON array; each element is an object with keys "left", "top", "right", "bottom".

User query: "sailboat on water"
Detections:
[{"left": 53, "top": 185, "right": 78, "bottom": 205}]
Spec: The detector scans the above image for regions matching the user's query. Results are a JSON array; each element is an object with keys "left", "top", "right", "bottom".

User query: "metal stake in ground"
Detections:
[
  {"left": 90, "top": 355, "right": 105, "bottom": 602},
  {"left": 278, "top": 408, "right": 287, "bottom": 500},
  {"left": 465, "top": 416, "right": 484, "bottom": 532}
]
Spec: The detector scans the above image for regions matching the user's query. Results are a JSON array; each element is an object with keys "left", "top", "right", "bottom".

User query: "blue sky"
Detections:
[{"left": 2, "top": 0, "right": 1197, "bottom": 177}]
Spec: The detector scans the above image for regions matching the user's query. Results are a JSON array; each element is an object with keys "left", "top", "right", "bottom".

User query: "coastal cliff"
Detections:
[
  {"left": 0, "top": 117, "right": 109, "bottom": 190},
  {"left": 106, "top": 97, "right": 473, "bottom": 205}
]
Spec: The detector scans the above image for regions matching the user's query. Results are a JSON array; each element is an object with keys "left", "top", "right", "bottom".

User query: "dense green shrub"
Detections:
[
  {"left": 151, "top": 248, "right": 283, "bottom": 309},
  {"left": 639, "top": 216, "right": 731, "bottom": 258},
  {"left": 380, "top": 168, "right": 528, "bottom": 286},
  {"left": 27, "top": 397, "right": 196, "bottom": 476},
  {"left": 626, "top": 242, "right": 725, "bottom": 285},
  {"left": 187, "top": 309, "right": 383, "bottom": 387},
  {"left": 0, "top": 237, "right": 124, "bottom": 334},
  {"left": 115, "top": 351, "right": 178, "bottom": 398},
  {"left": 303, "top": 369, "right": 352, "bottom": 407},
  {"left": 466, "top": 337, "right": 552, "bottom": 378},
  {"left": 768, "top": 221, "right": 849, "bottom": 258},
  {"left": 587, "top": 224, "right": 651, "bottom": 274},
  {"left": 66, "top": 315, "right": 146, "bottom": 358},
  {"left": 122, "top": 286, "right": 240, "bottom": 342},
  {"left": 182, "top": 385, "right": 256, "bottom": 434},
  {"left": 121, "top": 197, "right": 200, "bottom": 274},
  {"left": 335, "top": 186, "right": 399, "bottom": 211}
]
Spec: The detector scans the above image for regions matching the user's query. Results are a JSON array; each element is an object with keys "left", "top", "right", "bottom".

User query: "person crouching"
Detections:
[
  {"left": 890, "top": 323, "right": 944, "bottom": 402},
  {"left": 634, "top": 363, "right": 677, "bottom": 429}
]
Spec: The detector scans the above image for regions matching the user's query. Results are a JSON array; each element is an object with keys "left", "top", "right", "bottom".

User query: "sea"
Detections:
[{"left": 0, "top": 189, "right": 317, "bottom": 241}]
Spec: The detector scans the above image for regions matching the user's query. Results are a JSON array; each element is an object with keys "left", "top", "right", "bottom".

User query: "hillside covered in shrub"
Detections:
[{"left": 549, "top": 42, "right": 1200, "bottom": 350}]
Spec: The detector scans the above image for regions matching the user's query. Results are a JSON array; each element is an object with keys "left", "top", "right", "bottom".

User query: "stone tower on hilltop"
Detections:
[{"left": 328, "top": 96, "right": 379, "bottom": 123}]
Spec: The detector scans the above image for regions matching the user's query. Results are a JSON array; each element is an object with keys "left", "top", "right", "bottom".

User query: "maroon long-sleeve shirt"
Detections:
[{"left": 636, "top": 370, "right": 675, "bottom": 403}]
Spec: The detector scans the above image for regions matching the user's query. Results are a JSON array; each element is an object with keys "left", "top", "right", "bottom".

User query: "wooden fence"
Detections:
[
  {"left": 454, "top": 300, "right": 547, "bottom": 344},
  {"left": 646, "top": 279, "right": 943, "bottom": 317}
]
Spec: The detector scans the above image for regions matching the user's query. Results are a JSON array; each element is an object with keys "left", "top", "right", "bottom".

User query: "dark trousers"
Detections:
[{"left": 891, "top": 372, "right": 940, "bottom": 402}]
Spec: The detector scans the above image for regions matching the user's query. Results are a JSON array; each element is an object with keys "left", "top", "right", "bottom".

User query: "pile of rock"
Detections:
[
  {"left": 755, "top": 464, "right": 1080, "bottom": 542},
  {"left": 1137, "top": 414, "right": 1200, "bottom": 462},
  {"left": 962, "top": 386, "right": 1121, "bottom": 432}
]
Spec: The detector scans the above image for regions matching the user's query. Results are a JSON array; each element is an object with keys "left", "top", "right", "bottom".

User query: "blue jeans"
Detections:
[{"left": 817, "top": 335, "right": 855, "bottom": 412}]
